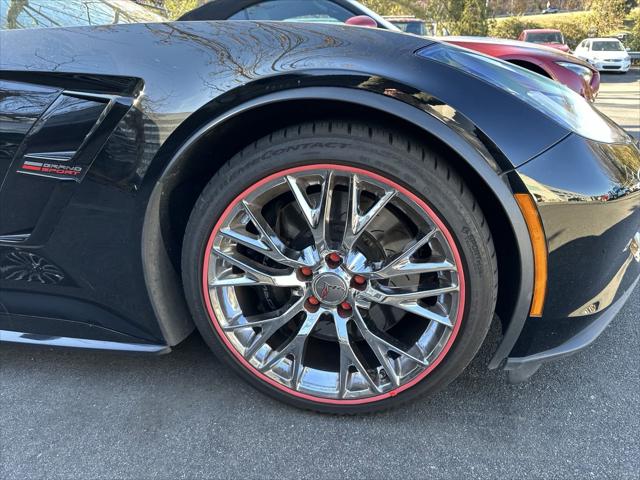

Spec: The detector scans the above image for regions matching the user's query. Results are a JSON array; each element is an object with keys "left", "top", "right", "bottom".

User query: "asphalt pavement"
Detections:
[
  {"left": 1, "top": 70, "right": 639, "bottom": 480},
  {"left": 596, "top": 68, "right": 640, "bottom": 139}
]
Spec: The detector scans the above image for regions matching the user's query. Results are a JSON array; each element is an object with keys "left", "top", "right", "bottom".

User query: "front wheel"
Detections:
[{"left": 182, "top": 121, "right": 498, "bottom": 413}]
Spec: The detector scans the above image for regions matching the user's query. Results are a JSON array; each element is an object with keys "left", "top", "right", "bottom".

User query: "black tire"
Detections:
[{"left": 182, "top": 120, "right": 498, "bottom": 414}]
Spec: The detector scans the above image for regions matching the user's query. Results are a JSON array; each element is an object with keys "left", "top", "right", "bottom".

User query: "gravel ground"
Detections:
[{"left": 1, "top": 70, "right": 639, "bottom": 480}]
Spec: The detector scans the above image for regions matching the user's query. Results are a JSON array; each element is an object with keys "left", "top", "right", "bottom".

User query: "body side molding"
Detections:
[{"left": 0, "top": 329, "right": 170, "bottom": 353}]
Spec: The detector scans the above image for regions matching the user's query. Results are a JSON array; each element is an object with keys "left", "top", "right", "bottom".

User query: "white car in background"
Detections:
[{"left": 574, "top": 38, "right": 631, "bottom": 73}]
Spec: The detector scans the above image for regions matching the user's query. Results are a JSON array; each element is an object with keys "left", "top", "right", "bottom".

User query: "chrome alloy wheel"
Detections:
[{"left": 202, "top": 164, "right": 465, "bottom": 404}]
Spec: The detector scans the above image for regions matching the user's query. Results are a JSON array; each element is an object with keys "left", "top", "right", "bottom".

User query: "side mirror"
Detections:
[{"left": 345, "top": 15, "right": 377, "bottom": 28}]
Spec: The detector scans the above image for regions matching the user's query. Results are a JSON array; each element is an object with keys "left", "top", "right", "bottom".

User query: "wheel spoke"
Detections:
[
  {"left": 209, "top": 247, "right": 304, "bottom": 288},
  {"left": 258, "top": 310, "right": 321, "bottom": 375},
  {"left": 333, "top": 312, "right": 381, "bottom": 396},
  {"left": 351, "top": 307, "right": 427, "bottom": 387},
  {"left": 358, "top": 283, "right": 457, "bottom": 327},
  {"left": 361, "top": 283, "right": 459, "bottom": 303},
  {"left": 286, "top": 171, "right": 334, "bottom": 255},
  {"left": 368, "top": 229, "right": 456, "bottom": 278},
  {"left": 342, "top": 174, "right": 395, "bottom": 252},
  {"left": 239, "top": 298, "right": 306, "bottom": 359},
  {"left": 352, "top": 307, "right": 427, "bottom": 366},
  {"left": 223, "top": 297, "right": 306, "bottom": 332},
  {"left": 391, "top": 302, "right": 453, "bottom": 327},
  {"left": 220, "top": 200, "right": 311, "bottom": 268}
]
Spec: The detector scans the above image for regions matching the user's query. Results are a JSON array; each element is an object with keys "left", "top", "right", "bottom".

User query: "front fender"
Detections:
[{"left": 143, "top": 85, "right": 535, "bottom": 352}]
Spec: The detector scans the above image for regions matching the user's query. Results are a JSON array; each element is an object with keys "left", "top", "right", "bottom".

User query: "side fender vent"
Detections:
[{"left": 15, "top": 91, "right": 133, "bottom": 182}]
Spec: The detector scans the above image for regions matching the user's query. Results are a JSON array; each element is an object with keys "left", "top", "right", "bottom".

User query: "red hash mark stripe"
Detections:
[{"left": 21, "top": 164, "right": 42, "bottom": 171}]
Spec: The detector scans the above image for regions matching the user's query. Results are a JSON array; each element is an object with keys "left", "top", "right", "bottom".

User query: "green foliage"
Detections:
[
  {"left": 359, "top": 0, "right": 419, "bottom": 16},
  {"left": 428, "top": 0, "right": 464, "bottom": 34},
  {"left": 422, "top": 0, "right": 491, "bottom": 35},
  {"left": 490, "top": 16, "right": 534, "bottom": 39},
  {"left": 628, "top": 8, "right": 640, "bottom": 50},
  {"left": 456, "top": 0, "right": 490, "bottom": 35},
  {"left": 489, "top": 12, "right": 592, "bottom": 48},
  {"left": 164, "top": 0, "right": 201, "bottom": 19},
  {"left": 588, "top": 0, "right": 627, "bottom": 35},
  {"left": 549, "top": 14, "right": 592, "bottom": 47}
]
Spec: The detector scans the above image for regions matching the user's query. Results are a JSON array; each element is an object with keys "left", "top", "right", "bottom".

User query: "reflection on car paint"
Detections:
[
  {"left": 569, "top": 252, "right": 635, "bottom": 317},
  {"left": 0, "top": 251, "right": 65, "bottom": 284}
]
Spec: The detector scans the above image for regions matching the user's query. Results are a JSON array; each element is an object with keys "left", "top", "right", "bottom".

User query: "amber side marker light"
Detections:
[{"left": 514, "top": 193, "right": 548, "bottom": 317}]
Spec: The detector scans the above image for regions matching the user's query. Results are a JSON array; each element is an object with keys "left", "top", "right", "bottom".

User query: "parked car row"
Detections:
[{"left": 517, "top": 28, "right": 632, "bottom": 73}]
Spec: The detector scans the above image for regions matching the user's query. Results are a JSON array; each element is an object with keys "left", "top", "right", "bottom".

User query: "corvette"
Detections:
[{"left": 1, "top": 12, "right": 639, "bottom": 413}]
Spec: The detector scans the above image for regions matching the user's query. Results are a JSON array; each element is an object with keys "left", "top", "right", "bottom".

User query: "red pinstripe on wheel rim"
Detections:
[{"left": 201, "top": 164, "right": 466, "bottom": 405}]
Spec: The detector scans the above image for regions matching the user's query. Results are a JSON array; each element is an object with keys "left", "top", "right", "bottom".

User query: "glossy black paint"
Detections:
[
  {"left": 0, "top": 21, "right": 638, "bottom": 372},
  {"left": 0, "top": 81, "right": 61, "bottom": 181},
  {"left": 508, "top": 135, "right": 640, "bottom": 358}
]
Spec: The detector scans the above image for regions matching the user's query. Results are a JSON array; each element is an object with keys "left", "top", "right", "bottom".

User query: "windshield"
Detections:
[
  {"left": 229, "top": 0, "right": 353, "bottom": 22},
  {"left": 526, "top": 32, "right": 564, "bottom": 44},
  {"left": 592, "top": 41, "right": 624, "bottom": 51},
  {"left": 0, "top": 0, "right": 166, "bottom": 30},
  {"left": 227, "top": 0, "right": 400, "bottom": 31},
  {"left": 392, "top": 21, "right": 426, "bottom": 36}
]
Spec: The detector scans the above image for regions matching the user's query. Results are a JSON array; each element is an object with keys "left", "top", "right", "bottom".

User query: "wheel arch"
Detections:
[{"left": 142, "top": 87, "right": 533, "bottom": 367}]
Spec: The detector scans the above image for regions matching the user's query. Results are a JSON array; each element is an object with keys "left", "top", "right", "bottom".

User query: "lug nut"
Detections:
[
  {"left": 353, "top": 275, "right": 366, "bottom": 285},
  {"left": 351, "top": 275, "right": 367, "bottom": 290},
  {"left": 300, "top": 267, "right": 313, "bottom": 277},
  {"left": 326, "top": 252, "right": 342, "bottom": 267},
  {"left": 338, "top": 301, "right": 353, "bottom": 318}
]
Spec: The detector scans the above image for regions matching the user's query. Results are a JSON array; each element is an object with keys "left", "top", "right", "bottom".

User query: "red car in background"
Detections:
[
  {"left": 445, "top": 37, "right": 600, "bottom": 101},
  {"left": 518, "top": 28, "right": 570, "bottom": 53}
]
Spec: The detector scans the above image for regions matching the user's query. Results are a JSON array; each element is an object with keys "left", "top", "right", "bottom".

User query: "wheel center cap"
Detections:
[{"left": 312, "top": 273, "right": 348, "bottom": 306}]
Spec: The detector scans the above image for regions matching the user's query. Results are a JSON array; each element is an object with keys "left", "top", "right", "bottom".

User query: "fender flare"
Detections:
[{"left": 142, "top": 86, "right": 533, "bottom": 366}]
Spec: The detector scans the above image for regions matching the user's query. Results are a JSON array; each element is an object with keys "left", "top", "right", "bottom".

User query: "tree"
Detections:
[
  {"left": 490, "top": 16, "right": 531, "bottom": 38},
  {"left": 457, "top": 0, "right": 491, "bottom": 35},
  {"left": 423, "top": 0, "right": 490, "bottom": 35},
  {"left": 628, "top": 8, "right": 640, "bottom": 50},
  {"left": 160, "top": 0, "right": 207, "bottom": 19},
  {"left": 588, "top": 0, "right": 627, "bottom": 35},
  {"left": 360, "top": 0, "right": 419, "bottom": 16},
  {"left": 424, "top": 0, "right": 463, "bottom": 34}
]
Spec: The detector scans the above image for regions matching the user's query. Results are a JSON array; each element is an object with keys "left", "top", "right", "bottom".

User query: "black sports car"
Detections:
[{"left": 0, "top": 1, "right": 638, "bottom": 414}]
